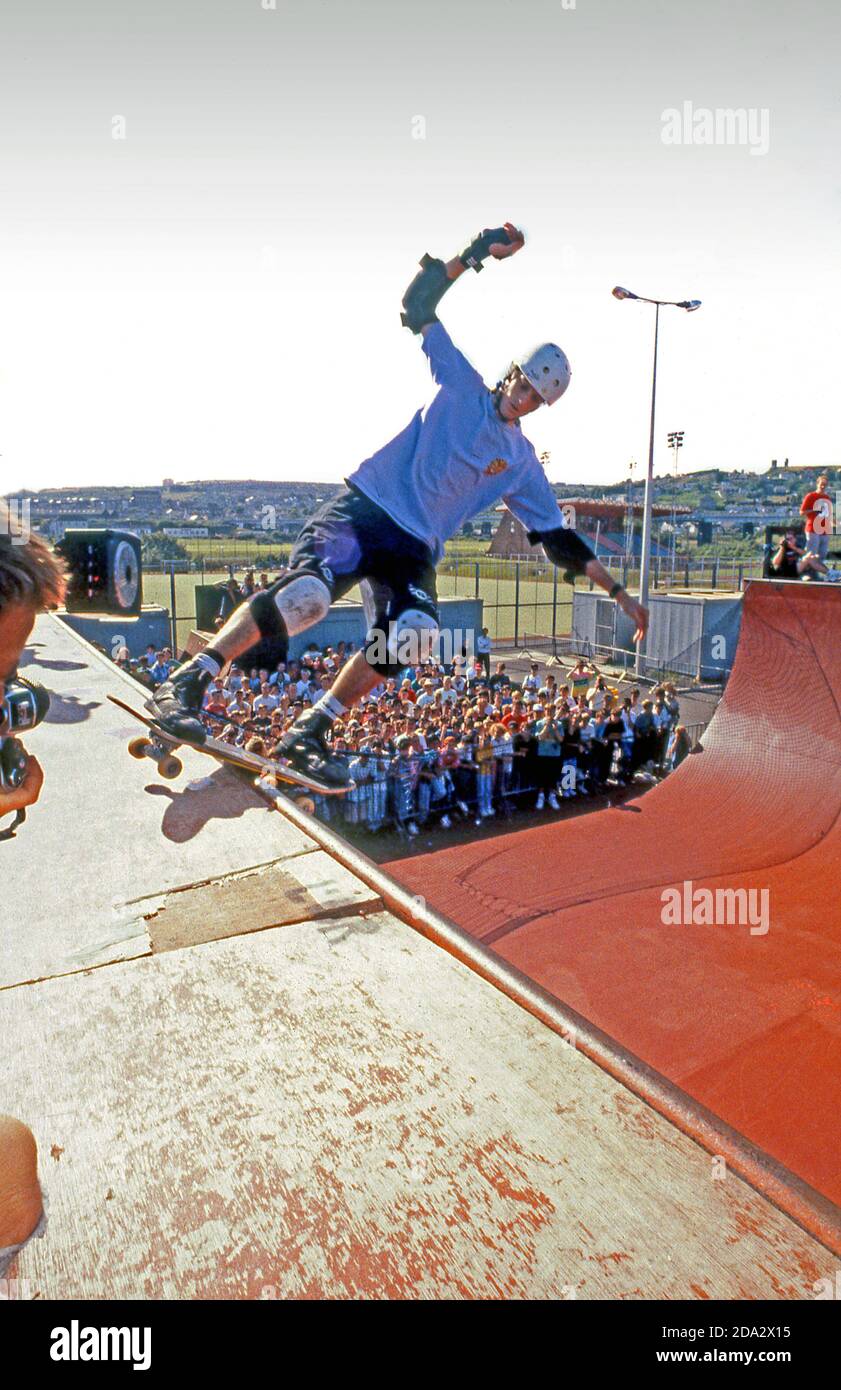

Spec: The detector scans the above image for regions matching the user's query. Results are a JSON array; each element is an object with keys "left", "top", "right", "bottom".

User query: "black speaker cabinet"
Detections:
[{"left": 57, "top": 529, "right": 143, "bottom": 615}]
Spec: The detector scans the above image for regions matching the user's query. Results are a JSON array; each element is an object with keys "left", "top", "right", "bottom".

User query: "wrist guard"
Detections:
[
  {"left": 527, "top": 525, "right": 596, "bottom": 584},
  {"left": 400, "top": 254, "right": 451, "bottom": 333},
  {"left": 458, "top": 226, "right": 513, "bottom": 273}
]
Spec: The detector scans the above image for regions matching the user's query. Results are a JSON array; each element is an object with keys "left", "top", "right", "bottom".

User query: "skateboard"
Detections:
[{"left": 107, "top": 694, "right": 349, "bottom": 813}]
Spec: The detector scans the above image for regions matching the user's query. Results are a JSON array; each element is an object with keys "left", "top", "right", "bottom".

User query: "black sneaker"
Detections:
[
  {"left": 277, "top": 708, "right": 350, "bottom": 787},
  {"left": 145, "top": 660, "right": 213, "bottom": 743}
]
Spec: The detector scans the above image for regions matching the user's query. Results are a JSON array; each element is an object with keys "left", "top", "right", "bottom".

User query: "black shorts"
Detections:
[{"left": 287, "top": 485, "right": 440, "bottom": 632}]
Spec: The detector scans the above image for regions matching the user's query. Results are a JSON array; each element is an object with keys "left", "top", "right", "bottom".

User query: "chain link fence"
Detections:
[{"left": 143, "top": 552, "right": 761, "bottom": 656}]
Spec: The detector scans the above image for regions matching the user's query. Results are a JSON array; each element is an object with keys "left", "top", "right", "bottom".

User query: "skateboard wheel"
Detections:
[
  {"left": 158, "top": 755, "right": 183, "bottom": 780},
  {"left": 295, "top": 795, "right": 316, "bottom": 815},
  {"left": 128, "top": 736, "right": 152, "bottom": 759}
]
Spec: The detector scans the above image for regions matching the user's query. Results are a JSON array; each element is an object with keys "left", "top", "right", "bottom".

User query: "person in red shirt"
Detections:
[
  {"left": 501, "top": 690, "right": 528, "bottom": 731},
  {"left": 800, "top": 474, "right": 834, "bottom": 563}
]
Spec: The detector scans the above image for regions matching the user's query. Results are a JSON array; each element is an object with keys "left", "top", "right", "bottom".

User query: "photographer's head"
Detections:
[
  {"left": 0, "top": 504, "right": 66, "bottom": 698},
  {"left": 0, "top": 507, "right": 65, "bottom": 826}
]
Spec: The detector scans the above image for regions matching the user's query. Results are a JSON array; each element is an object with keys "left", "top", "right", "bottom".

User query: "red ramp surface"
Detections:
[{"left": 389, "top": 581, "right": 841, "bottom": 1208}]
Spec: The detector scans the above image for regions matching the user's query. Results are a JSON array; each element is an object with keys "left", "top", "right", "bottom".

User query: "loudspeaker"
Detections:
[{"left": 57, "top": 529, "right": 143, "bottom": 615}]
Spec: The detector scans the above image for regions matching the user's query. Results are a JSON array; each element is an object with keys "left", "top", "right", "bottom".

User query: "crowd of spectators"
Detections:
[{"left": 120, "top": 628, "right": 691, "bottom": 838}]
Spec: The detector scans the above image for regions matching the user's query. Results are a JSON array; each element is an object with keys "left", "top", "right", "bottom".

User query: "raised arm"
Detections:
[{"left": 400, "top": 222, "right": 525, "bottom": 335}]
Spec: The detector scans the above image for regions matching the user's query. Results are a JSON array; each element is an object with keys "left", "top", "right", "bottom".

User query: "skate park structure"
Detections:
[{"left": 2, "top": 580, "right": 839, "bottom": 1297}]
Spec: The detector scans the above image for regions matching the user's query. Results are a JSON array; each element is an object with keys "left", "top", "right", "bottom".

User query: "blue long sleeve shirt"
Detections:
[{"left": 347, "top": 323, "right": 564, "bottom": 563}]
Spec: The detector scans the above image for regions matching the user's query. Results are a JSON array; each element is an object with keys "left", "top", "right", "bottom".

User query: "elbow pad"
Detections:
[
  {"left": 400, "top": 254, "right": 452, "bottom": 333},
  {"left": 528, "top": 526, "right": 595, "bottom": 583}
]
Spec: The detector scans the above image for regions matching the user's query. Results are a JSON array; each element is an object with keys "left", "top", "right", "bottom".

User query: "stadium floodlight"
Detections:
[{"left": 613, "top": 287, "right": 701, "bottom": 671}]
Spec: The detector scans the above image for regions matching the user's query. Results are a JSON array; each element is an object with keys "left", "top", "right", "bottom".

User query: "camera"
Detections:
[{"left": 0, "top": 677, "right": 50, "bottom": 789}]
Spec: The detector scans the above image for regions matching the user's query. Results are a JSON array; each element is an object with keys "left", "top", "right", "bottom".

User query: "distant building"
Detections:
[{"left": 488, "top": 500, "right": 685, "bottom": 561}]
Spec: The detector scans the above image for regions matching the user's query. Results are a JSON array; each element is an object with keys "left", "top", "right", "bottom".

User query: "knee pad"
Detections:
[
  {"left": 263, "top": 573, "right": 331, "bottom": 639},
  {"left": 364, "top": 607, "right": 440, "bottom": 677}
]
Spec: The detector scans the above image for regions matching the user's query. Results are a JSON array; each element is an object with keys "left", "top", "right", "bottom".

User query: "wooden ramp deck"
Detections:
[{"left": 2, "top": 614, "right": 835, "bottom": 1298}]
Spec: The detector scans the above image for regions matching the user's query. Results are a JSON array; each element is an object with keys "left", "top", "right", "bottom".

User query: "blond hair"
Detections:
[{"left": 0, "top": 501, "right": 66, "bottom": 612}]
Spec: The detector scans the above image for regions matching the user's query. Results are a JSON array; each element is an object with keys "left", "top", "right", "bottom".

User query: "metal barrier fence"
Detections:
[{"left": 143, "top": 551, "right": 761, "bottom": 656}]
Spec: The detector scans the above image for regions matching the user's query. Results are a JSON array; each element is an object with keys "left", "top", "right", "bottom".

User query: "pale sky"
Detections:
[{"left": 1, "top": 0, "right": 838, "bottom": 493}]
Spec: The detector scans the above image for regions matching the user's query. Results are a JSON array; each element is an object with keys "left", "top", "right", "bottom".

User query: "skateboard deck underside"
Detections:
[{"left": 107, "top": 694, "right": 348, "bottom": 797}]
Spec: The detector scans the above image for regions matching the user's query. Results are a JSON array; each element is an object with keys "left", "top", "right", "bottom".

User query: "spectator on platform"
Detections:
[
  {"left": 502, "top": 690, "right": 528, "bottom": 731},
  {"left": 586, "top": 674, "right": 610, "bottom": 713},
  {"left": 662, "top": 683, "right": 680, "bottom": 724},
  {"left": 652, "top": 695, "right": 674, "bottom": 771},
  {"left": 473, "top": 728, "right": 496, "bottom": 820},
  {"left": 226, "top": 688, "right": 250, "bottom": 719},
  {"left": 491, "top": 722, "right": 514, "bottom": 810},
  {"left": 577, "top": 710, "right": 596, "bottom": 786},
  {"left": 560, "top": 712, "right": 580, "bottom": 798},
  {"left": 619, "top": 699, "right": 636, "bottom": 772},
  {"left": 603, "top": 704, "right": 628, "bottom": 783},
  {"left": 391, "top": 734, "right": 419, "bottom": 836},
  {"left": 130, "top": 625, "right": 697, "bottom": 837},
  {"left": 632, "top": 699, "right": 658, "bottom": 771},
  {"left": 771, "top": 530, "right": 829, "bottom": 581},
  {"left": 666, "top": 724, "right": 692, "bottom": 773},
  {"left": 522, "top": 662, "right": 541, "bottom": 696},
  {"left": 475, "top": 627, "right": 492, "bottom": 680},
  {"left": 254, "top": 681, "right": 281, "bottom": 715},
  {"left": 489, "top": 661, "right": 511, "bottom": 694},
  {"left": 439, "top": 676, "right": 458, "bottom": 708},
  {"left": 203, "top": 683, "right": 229, "bottom": 720},
  {"left": 568, "top": 657, "right": 596, "bottom": 702},
  {"left": 147, "top": 650, "right": 173, "bottom": 686},
  {"left": 534, "top": 704, "right": 563, "bottom": 811},
  {"left": 800, "top": 474, "right": 833, "bottom": 563}
]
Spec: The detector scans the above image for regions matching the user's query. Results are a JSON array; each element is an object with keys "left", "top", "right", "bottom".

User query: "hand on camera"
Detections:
[{"left": 0, "top": 752, "right": 44, "bottom": 817}]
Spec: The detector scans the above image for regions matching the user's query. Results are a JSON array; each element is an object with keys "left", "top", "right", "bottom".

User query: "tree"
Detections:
[{"left": 143, "top": 533, "right": 190, "bottom": 565}]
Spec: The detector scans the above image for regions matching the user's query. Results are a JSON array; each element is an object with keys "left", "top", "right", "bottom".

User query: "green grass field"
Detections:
[
  {"left": 144, "top": 534, "right": 750, "bottom": 654},
  {"left": 173, "top": 535, "right": 492, "bottom": 566},
  {"left": 142, "top": 566, "right": 575, "bottom": 652}
]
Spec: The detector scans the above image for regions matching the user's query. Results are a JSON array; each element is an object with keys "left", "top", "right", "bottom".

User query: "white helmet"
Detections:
[{"left": 515, "top": 343, "right": 571, "bottom": 405}]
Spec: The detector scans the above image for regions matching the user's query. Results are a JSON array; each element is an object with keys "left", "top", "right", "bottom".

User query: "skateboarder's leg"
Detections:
[
  {"left": 277, "top": 554, "right": 439, "bottom": 785},
  {"left": 145, "top": 492, "right": 366, "bottom": 739}
]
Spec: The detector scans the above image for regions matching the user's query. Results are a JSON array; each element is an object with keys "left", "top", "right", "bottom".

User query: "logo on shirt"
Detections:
[{"left": 484, "top": 457, "right": 508, "bottom": 476}]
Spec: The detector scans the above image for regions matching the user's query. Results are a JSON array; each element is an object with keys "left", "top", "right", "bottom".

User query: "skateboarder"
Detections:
[{"left": 148, "top": 221, "right": 648, "bottom": 786}]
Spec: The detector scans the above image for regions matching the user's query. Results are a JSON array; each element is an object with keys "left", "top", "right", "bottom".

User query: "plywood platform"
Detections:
[
  {"left": 2, "top": 613, "right": 835, "bottom": 1298},
  {"left": 3, "top": 914, "right": 834, "bottom": 1300}
]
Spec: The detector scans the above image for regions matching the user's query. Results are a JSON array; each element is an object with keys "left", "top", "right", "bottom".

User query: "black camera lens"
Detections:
[{"left": 0, "top": 677, "right": 50, "bottom": 735}]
